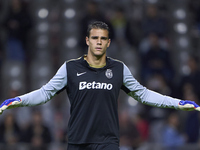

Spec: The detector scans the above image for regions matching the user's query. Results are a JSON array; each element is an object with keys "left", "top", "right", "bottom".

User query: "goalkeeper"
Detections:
[{"left": 0, "top": 21, "right": 200, "bottom": 150}]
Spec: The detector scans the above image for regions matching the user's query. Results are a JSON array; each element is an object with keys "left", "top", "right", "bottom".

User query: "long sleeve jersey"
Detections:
[{"left": 19, "top": 56, "right": 180, "bottom": 145}]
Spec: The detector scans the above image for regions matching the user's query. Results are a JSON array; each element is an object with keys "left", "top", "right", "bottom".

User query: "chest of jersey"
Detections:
[
  {"left": 66, "top": 59, "right": 123, "bottom": 105},
  {"left": 66, "top": 58, "right": 123, "bottom": 144},
  {"left": 76, "top": 70, "right": 115, "bottom": 89}
]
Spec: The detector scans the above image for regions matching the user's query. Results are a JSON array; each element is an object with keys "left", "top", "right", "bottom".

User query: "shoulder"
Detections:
[
  {"left": 107, "top": 57, "right": 124, "bottom": 66},
  {"left": 65, "top": 56, "right": 84, "bottom": 68},
  {"left": 66, "top": 56, "right": 82, "bottom": 64},
  {"left": 65, "top": 56, "right": 86, "bottom": 72},
  {"left": 107, "top": 57, "right": 128, "bottom": 70}
]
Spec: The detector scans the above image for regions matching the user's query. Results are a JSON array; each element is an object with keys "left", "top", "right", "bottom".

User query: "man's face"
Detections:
[{"left": 86, "top": 29, "right": 111, "bottom": 58}]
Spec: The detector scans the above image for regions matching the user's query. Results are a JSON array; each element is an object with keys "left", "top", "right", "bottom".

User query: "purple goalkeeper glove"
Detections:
[
  {"left": 178, "top": 100, "right": 200, "bottom": 111},
  {"left": 0, "top": 97, "right": 22, "bottom": 114}
]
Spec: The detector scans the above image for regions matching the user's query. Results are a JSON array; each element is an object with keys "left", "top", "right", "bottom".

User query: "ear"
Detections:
[
  {"left": 86, "top": 36, "right": 89, "bottom": 46},
  {"left": 107, "top": 39, "right": 111, "bottom": 48}
]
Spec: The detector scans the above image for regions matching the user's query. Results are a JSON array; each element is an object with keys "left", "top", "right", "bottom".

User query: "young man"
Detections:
[{"left": 0, "top": 21, "right": 199, "bottom": 150}]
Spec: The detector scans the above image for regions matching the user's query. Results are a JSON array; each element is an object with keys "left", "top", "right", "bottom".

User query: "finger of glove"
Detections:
[
  {"left": 0, "top": 109, "right": 2, "bottom": 115},
  {"left": 0, "top": 105, "right": 8, "bottom": 111},
  {"left": 180, "top": 104, "right": 194, "bottom": 108},
  {"left": 195, "top": 107, "right": 200, "bottom": 111},
  {"left": 180, "top": 100, "right": 198, "bottom": 106},
  {"left": 179, "top": 104, "right": 195, "bottom": 110},
  {"left": 7, "top": 101, "right": 21, "bottom": 109},
  {"left": 0, "top": 100, "right": 21, "bottom": 110},
  {"left": 0, "top": 101, "right": 7, "bottom": 108},
  {"left": 0, "top": 100, "right": 21, "bottom": 115},
  {"left": 0, "top": 98, "right": 21, "bottom": 107},
  {"left": 0, "top": 105, "right": 8, "bottom": 115},
  {"left": 0, "top": 100, "right": 12, "bottom": 108}
]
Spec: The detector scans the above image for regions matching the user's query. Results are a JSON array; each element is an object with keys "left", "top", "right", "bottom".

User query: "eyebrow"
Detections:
[{"left": 90, "top": 36, "right": 108, "bottom": 40}]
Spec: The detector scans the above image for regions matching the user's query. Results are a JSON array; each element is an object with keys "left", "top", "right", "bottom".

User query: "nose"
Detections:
[{"left": 97, "top": 38, "right": 102, "bottom": 45}]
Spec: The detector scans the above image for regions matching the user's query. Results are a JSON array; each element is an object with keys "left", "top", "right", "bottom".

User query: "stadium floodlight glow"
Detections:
[
  {"left": 38, "top": 22, "right": 49, "bottom": 32},
  {"left": 174, "top": 9, "right": 186, "bottom": 20},
  {"left": 182, "top": 65, "right": 190, "bottom": 75},
  {"left": 178, "top": 37, "right": 189, "bottom": 48},
  {"left": 128, "top": 97, "right": 138, "bottom": 107},
  {"left": 38, "top": 8, "right": 49, "bottom": 19},
  {"left": 174, "top": 23, "right": 187, "bottom": 34},
  {"left": 64, "top": 8, "right": 76, "bottom": 19},
  {"left": 10, "top": 66, "right": 21, "bottom": 77},
  {"left": 65, "top": 37, "right": 77, "bottom": 48},
  {"left": 180, "top": 52, "right": 190, "bottom": 75}
]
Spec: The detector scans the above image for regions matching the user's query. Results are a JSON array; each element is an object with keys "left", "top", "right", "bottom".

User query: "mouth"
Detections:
[{"left": 95, "top": 47, "right": 102, "bottom": 50}]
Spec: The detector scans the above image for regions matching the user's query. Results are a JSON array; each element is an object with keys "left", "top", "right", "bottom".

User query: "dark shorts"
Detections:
[{"left": 67, "top": 143, "right": 119, "bottom": 150}]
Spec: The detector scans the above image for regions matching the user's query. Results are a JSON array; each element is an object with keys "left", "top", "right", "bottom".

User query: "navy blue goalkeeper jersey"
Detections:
[
  {"left": 66, "top": 56, "right": 123, "bottom": 144},
  {"left": 19, "top": 55, "right": 180, "bottom": 145}
]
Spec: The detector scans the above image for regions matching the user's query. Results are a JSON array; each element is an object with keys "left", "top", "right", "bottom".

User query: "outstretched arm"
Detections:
[
  {"left": 122, "top": 63, "right": 200, "bottom": 111},
  {"left": 0, "top": 62, "right": 68, "bottom": 114}
]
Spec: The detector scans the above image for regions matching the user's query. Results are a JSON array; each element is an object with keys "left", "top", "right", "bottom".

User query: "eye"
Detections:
[
  {"left": 91, "top": 36, "right": 98, "bottom": 39},
  {"left": 101, "top": 37, "right": 108, "bottom": 40}
]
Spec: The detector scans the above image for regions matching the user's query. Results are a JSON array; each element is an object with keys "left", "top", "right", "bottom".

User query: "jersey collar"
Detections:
[{"left": 81, "top": 55, "right": 109, "bottom": 70}]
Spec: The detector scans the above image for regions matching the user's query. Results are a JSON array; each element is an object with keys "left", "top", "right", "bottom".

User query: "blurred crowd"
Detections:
[{"left": 0, "top": 0, "right": 200, "bottom": 150}]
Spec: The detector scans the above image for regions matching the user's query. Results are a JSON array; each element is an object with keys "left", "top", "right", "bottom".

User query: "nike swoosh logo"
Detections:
[{"left": 77, "top": 72, "right": 86, "bottom": 76}]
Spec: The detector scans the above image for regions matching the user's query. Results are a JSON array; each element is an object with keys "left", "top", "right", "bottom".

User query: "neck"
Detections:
[{"left": 84, "top": 54, "right": 106, "bottom": 68}]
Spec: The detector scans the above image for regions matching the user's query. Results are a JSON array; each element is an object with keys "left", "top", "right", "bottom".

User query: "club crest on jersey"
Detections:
[{"left": 105, "top": 69, "right": 113, "bottom": 79}]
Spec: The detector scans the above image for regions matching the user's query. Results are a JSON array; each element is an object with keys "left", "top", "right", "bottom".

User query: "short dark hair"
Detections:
[{"left": 87, "top": 21, "right": 110, "bottom": 38}]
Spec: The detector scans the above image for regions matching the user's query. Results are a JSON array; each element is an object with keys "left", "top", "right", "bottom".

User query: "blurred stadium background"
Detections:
[{"left": 0, "top": 0, "right": 200, "bottom": 150}]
